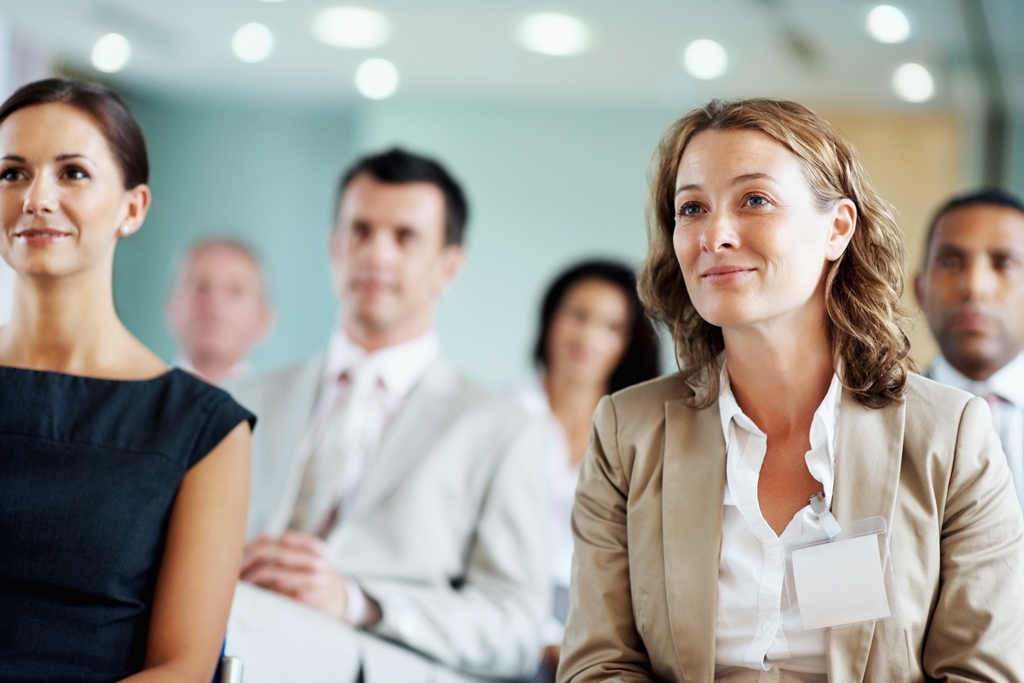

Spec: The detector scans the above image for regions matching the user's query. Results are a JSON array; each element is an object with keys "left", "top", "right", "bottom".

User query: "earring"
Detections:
[{"left": 119, "top": 225, "right": 131, "bottom": 236}]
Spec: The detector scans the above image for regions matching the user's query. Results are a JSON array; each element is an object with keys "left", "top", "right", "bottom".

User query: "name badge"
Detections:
[{"left": 785, "top": 496, "right": 900, "bottom": 631}]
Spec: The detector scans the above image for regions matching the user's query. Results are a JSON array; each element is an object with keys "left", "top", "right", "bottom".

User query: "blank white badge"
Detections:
[{"left": 791, "top": 533, "right": 891, "bottom": 630}]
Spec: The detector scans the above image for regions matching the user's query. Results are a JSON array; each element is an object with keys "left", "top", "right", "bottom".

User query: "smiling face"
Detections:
[
  {"left": 671, "top": 129, "right": 855, "bottom": 338},
  {"left": 330, "top": 173, "right": 463, "bottom": 347},
  {"left": 546, "top": 278, "right": 632, "bottom": 389},
  {"left": 916, "top": 203, "right": 1024, "bottom": 380},
  {"left": 0, "top": 102, "right": 149, "bottom": 279}
]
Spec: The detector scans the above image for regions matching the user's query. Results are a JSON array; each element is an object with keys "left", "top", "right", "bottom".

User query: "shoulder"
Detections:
[
  {"left": 428, "top": 359, "right": 539, "bottom": 437},
  {"left": 226, "top": 355, "right": 323, "bottom": 406},
  {"left": 597, "top": 372, "right": 696, "bottom": 428},
  {"left": 902, "top": 372, "right": 976, "bottom": 425}
]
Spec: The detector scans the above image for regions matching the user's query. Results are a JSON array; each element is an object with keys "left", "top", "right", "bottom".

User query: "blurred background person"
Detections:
[
  {"left": 514, "top": 259, "right": 660, "bottom": 683},
  {"left": 166, "top": 237, "right": 273, "bottom": 385},
  {"left": 0, "top": 77, "right": 253, "bottom": 683},
  {"left": 916, "top": 188, "right": 1024, "bottom": 508}
]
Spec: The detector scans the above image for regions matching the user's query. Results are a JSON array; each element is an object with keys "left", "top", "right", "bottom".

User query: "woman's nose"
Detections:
[
  {"left": 23, "top": 174, "right": 58, "bottom": 215},
  {"left": 699, "top": 210, "right": 738, "bottom": 253}
]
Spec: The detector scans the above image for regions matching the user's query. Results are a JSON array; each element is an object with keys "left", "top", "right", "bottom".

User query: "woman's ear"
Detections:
[
  {"left": 825, "top": 198, "right": 856, "bottom": 261},
  {"left": 118, "top": 184, "right": 152, "bottom": 237}
]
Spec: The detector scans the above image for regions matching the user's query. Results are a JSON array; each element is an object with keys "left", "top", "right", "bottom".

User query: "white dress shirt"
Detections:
[
  {"left": 292, "top": 328, "right": 440, "bottom": 625},
  {"left": 929, "top": 353, "right": 1024, "bottom": 508},
  {"left": 512, "top": 375, "right": 579, "bottom": 644},
  {"left": 714, "top": 370, "right": 842, "bottom": 682}
]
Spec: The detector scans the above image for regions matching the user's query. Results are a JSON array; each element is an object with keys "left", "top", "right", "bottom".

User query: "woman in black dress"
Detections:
[{"left": 0, "top": 79, "right": 254, "bottom": 682}]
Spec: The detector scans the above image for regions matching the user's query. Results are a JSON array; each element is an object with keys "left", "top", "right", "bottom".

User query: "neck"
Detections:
[
  {"left": 544, "top": 371, "right": 606, "bottom": 426},
  {"left": 0, "top": 271, "right": 138, "bottom": 375},
  {"left": 344, "top": 317, "right": 432, "bottom": 353},
  {"left": 723, "top": 321, "right": 834, "bottom": 435}
]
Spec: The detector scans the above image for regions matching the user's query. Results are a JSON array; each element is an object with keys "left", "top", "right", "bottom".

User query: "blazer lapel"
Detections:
[
  {"left": 342, "top": 358, "right": 460, "bottom": 521},
  {"left": 264, "top": 356, "right": 327, "bottom": 534},
  {"left": 825, "top": 389, "right": 905, "bottom": 679},
  {"left": 662, "top": 395, "right": 727, "bottom": 681}
]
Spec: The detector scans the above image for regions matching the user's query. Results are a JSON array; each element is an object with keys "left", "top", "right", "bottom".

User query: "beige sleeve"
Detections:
[
  {"left": 924, "top": 395, "right": 1024, "bottom": 681},
  {"left": 558, "top": 396, "right": 655, "bottom": 683}
]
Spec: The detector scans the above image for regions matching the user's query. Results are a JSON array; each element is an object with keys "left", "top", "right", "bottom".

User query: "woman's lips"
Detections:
[
  {"left": 14, "top": 227, "right": 71, "bottom": 244},
  {"left": 701, "top": 265, "right": 755, "bottom": 284}
]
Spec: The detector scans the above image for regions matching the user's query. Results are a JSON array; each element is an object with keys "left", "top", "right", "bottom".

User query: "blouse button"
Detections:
[
  {"left": 769, "top": 546, "right": 781, "bottom": 560},
  {"left": 761, "top": 621, "right": 773, "bottom": 635}
]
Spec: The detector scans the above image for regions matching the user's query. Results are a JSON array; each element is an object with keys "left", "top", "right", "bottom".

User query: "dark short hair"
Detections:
[
  {"left": 335, "top": 147, "right": 468, "bottom": 246},
  {"left": 533, "top": 259, "right": 661, "bottom": 393},
  {"left": 922, "top": 188, "right": 1024, "bottom": 267},
  {"left": 0, "top": 78, "right": 148, "bottom": 189}
]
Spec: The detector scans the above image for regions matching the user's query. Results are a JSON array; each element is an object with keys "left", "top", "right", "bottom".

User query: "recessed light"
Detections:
[
  {"left": 867, "top": 5, "right": 911, "bottom": 44},
  {"left": 313, "top": 7, "right": 391, "bottom": 49},
  {"left": 683, "top": 39, "right": 728, "bottom": 80},
  {"left": 232, "top": 23, "right": 274, "bottom": 63},
  {"left": 91, "top": 33, "right": 130, "bottom": 73},
  {"left": 516, "top": 13, "right": 590, "bottom": 56},
  {"left": 892, "top": 63, "right": 934, "bottom": 102},
  {"left": 355, "top": 58, "right": 399, "bottom": 99}
]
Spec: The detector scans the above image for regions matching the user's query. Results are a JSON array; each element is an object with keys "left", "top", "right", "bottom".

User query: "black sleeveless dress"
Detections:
[{"left": 0, "top": 367, "right": 255, "bottom": 683}]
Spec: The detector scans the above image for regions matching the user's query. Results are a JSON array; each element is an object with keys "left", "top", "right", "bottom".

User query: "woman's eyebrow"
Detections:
[{"left": 675, "top": 173, "right": 776, "bottom": 197}]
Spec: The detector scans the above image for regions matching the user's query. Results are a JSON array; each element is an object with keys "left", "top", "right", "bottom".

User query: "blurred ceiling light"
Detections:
[
  {"left": 683, "top": 39, "right": 728, "bottom": 80},
  {"left": 91, "top": 33, "right": 130, "bottom": 73},
  {"left": 516, "top": 12, "right": 590, "bottom": 56},
  {"left": 355, "top": 58, "right": 399, "bottom": 99},
  {"left": 866, "top": 5, "right": 911, "bottom": 44},
  {"left": 313, "top": 7, "right": 391, "bottom": 49},
  {"left": 232, "top": 23, "right": 274, "bottom": 63},
  {"left": 892, "top": 62, "right": 934, "bottom": 102}
]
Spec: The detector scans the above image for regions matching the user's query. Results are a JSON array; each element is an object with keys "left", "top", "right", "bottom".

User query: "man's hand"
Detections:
[{"left": 240, "top": 531, "right": 349, "bottom": 620}]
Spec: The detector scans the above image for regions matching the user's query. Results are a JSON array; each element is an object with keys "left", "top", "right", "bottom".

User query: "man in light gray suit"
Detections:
[{"left": 226, "top": 148, "right": 548, "bottom": 683}]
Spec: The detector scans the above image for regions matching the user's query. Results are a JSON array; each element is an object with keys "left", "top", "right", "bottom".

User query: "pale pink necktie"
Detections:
[{"left": 289, "top": 360, "right": 378, "bottom": 536}]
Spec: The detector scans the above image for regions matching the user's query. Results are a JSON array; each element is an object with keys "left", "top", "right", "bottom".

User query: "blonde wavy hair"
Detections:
[{"left": 638, "top": 98, "right": 913, "bottom": 409}]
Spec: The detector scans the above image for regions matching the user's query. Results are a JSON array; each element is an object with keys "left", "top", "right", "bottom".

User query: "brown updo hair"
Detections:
[
  {"left": 0, "top": 78, "right": 148, "bottom": 189},
  {"left": 638, "top": 98, "right": 912, "bottom": 409}
]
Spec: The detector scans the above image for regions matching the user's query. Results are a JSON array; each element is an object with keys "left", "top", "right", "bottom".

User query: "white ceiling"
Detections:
[{"left": 3, "top": 0, "right": 1023, "bottom": 113}]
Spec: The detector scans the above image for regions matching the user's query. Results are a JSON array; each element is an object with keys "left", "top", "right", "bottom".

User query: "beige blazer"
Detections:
[
  {"left": 227, "top": 354, "right": 549, "bottom": 682},
  {"left": 559, "top": 373, "right": 1024, "bottom": 682}
]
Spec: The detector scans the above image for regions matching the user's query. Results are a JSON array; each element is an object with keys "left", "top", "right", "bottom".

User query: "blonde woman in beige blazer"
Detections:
[{"left": 558, "top": 99, "right": 1024, "bottom": 682}]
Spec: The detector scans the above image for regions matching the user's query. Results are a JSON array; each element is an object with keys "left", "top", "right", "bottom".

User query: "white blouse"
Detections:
[{"left": 713, "top": 371, "right": 841, "bottom": 682}]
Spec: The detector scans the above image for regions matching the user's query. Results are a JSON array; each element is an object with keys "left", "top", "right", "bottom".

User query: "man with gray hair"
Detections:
[{"left": 166, "top": 237, "right": 273, "bottom": 384}]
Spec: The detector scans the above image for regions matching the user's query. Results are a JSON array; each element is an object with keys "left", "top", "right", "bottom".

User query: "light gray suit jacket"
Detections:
[
  {"left": 559, "top": 372, "right": 1024, "bottom": 682},
  {"left": 229, "top": 353, "right": 549, "bottom": 680}
]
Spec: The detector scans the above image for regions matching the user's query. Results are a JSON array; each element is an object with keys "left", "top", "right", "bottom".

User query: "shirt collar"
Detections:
[
  {"left": 324, "top": 327, "right": 440, "bottom": 399},
  {"left": 718, "top": 365, "right": 843, "bottom": 504},
  {"left": 930, "top": 352, "right": 1024, "bottom": 408}
]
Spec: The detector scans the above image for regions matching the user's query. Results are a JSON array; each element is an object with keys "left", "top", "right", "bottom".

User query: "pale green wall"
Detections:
[
  {"left": 115, "top": 91, "right": 678, "bottom": 386},
  {"left": 115, "top": 92, "right": 355, "bottom": 370}
]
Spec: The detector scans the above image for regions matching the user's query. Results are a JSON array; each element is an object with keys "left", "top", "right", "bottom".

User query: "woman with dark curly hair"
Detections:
[
  {"left": 515, "top": 259, "right": 660, "bottom": 682},
  {"left": 558, "top": 99, "right": 1024, "bottom": 681}
]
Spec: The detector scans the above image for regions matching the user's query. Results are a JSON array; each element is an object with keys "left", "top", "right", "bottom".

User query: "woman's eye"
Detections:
[
  {"left": 0, "top": 167, "right": 23, "bottom": 181},
  {"left": 63, "top": 167, "right": 89, "bottom": 180},
  {"left": 746, "top": 195, "right": 767, "bottom": 207},
  {"left": 676, "top": 203, "right": 702, "bottom": 218}
]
